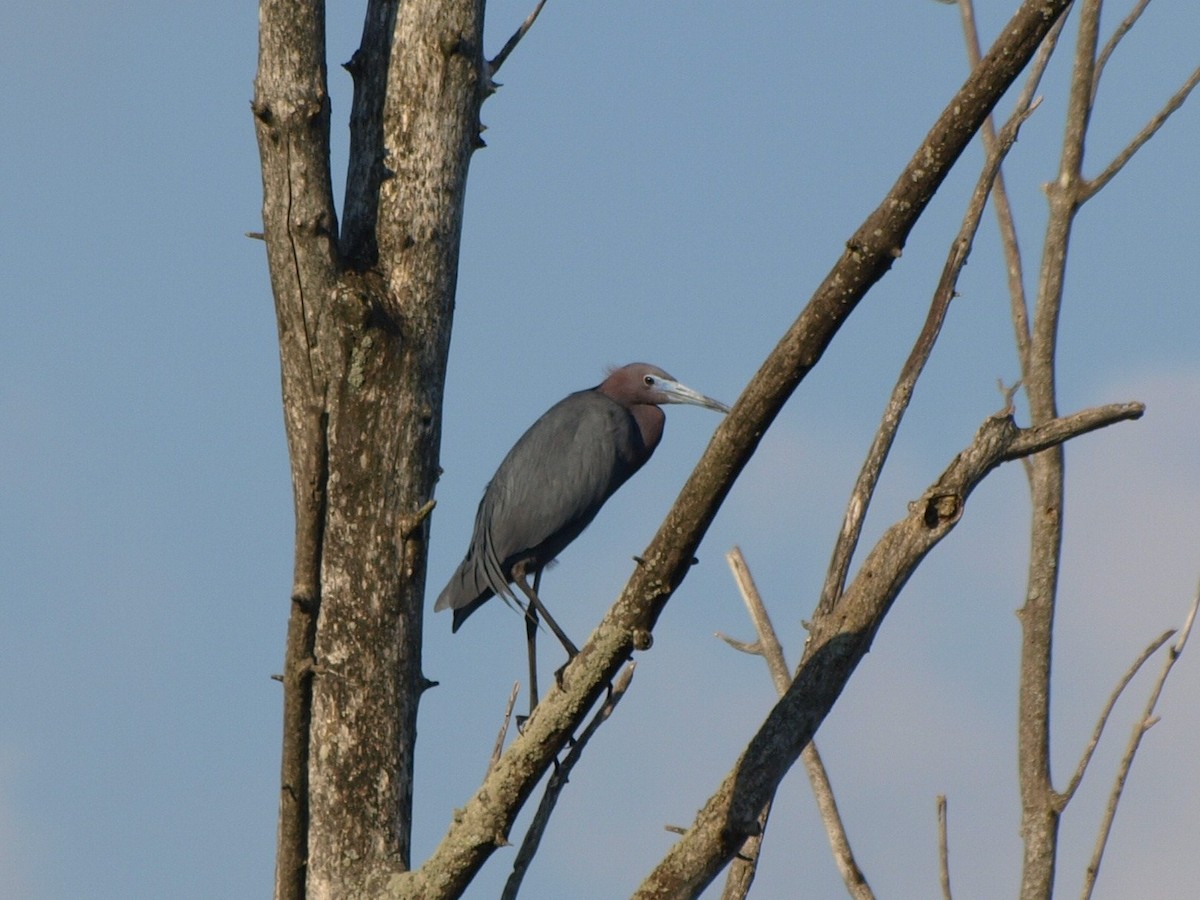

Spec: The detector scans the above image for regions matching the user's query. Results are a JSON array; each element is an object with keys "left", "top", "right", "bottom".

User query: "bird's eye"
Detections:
[{"left": 643, "top": 375, "right": 654, "bottom": 386}]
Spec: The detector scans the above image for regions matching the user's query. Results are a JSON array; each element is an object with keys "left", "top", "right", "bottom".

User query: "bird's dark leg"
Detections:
[
  {"left": 524, "top": 573, "right": 540, "bottom": 717},
  {"left": 513, "top": 566, "right": 579, "bottom": 660}
]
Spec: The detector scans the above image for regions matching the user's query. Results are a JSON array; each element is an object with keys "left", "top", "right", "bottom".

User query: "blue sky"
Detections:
[{"left": 2, "top": 2, "right": 1198, "bottom": 898}]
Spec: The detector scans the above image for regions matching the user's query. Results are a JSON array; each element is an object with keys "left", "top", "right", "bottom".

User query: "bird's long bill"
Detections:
[{"left": 658, "top": 378, "right": 730, "bottom": 414}]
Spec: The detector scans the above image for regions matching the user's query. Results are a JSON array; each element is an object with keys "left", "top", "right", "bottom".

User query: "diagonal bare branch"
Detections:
[
  {"left": 487, "top": 682, "right": 522, "bottom": 778},
  {"left": 719, "top": 547, "right": 784, "bottom": 900},
  {"left": 634, "top": 401, "right": 1141, "bottom": 898},
  {"left": 1001, "top": 403, "right": 1144, "bottom": 459},
  {"left": 725, "top": 548, "right": 790, "bottom": 694},
  {"left": 1093, "top": 0, "right": 1152, "bottom": 98},
  {"left": 501, "top": 664, "right": 636, "bottom": 900},
  {"left": 720, "top": 549, "right": 874, "bottom": 900},
  {"left": 489, "top": 0, "right": 550, "bottom": 77},
  {"left": 955, "top": 0, "right": 1068, "bottom": 381},
  {"left": 1081, "top": 584, "right": 1200, "bottom": 899},
  {"left": 1061, "top": 630, "right": 1173, "bottom": 804},
  {"left": 1081, "top": 64, "right": 1200, "bottom": 202},
  {"left": 818, "top": 91, "right": 1041, "bottom": 616},
  {"left": 802, "top": 742, "right": 875, "bottom": 900}
]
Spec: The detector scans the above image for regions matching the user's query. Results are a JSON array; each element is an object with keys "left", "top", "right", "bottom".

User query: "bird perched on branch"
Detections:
[{"left": 435, "top": 362, "right": 729, "bottom": 713}]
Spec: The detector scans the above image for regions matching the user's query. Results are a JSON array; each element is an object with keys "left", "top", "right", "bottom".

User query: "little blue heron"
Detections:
[{"left": 435, "top": 362, "right": 729, "bottom": 713}]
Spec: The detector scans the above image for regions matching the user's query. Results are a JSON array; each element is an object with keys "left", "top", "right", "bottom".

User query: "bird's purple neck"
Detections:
[{"left": 630, "top": 403, "right": 665, "bottom": 458}]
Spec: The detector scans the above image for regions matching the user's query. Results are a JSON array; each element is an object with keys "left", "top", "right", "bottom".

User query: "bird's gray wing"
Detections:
[
  {"left": 484, "top": 391, "right": 639, "bottom": 573},
  {"left": 435, "top": 391, "right": 639, "bottom": 620}
]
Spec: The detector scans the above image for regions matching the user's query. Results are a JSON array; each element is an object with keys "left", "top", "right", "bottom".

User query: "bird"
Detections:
[{"left": 435, "top": 362, "right": 729, "bottom": 713}]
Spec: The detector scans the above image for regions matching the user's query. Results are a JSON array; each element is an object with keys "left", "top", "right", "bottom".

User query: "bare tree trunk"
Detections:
[{"left": 253, "top": 1, "right": 486, "bottom": 897}]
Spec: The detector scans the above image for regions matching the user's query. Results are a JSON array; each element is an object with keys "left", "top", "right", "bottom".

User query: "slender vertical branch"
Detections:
[
  {"left": 956, "top": 2, "right": 1200, "bottom": 896},
  {"left": 937, "top": 795, "right": 952, "bottom": 900},
  {"left": 1016, "top": 4, "right": 1100, "bottom": 896},
  {"left": 253, "top": 2, "right": 339, "bottom": 897},
  {"left": 487, "top": 682, "right": 521, "bottom": 777},
  {"left": 340, "top": 0, "right": 401, "bottom": 268}
]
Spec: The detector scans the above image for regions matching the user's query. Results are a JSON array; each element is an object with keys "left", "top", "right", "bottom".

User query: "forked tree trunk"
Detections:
[{"left": 252, "top": 1, "right": 486, "bottom": 897}]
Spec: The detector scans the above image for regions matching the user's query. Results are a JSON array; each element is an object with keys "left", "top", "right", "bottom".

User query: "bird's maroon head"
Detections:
[{"left": 598, "top": 363, "right": 729, "bottom": 413}]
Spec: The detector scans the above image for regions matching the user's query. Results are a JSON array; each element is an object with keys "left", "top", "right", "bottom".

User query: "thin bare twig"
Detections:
[
  {"left": 937, "top": 795, "right": 952, "bottom": 900},
  {"left": 488, "top": 0, "right": 549, "bottom": 77},
  {"left": 725, "top": 548, "right": 790, "bottom": 693},
  {"left": 1061, "top": 630, "right": 1173, "bottom": 803},
  {"left": 722, "top": 548, "right": 875, "bottom": 900},
  {"left": 1002, "top": 402, "right": 1143, "bottom": 460},
  {"left": 956, "top": 0, "right": 1067, "bottom": 381},
  {"left": 1176, "top": 589, "right": 1200, "bottom": 655},
  {"left": 501, "top": 664, "right": 636, "bottom": 900},
  {"left": 719, "top": 547, "right": 784, "bottom": 900},
  {"left": 1093, "top": 0, "right": 1152, "bottom": 97},
  {"left": 715, "top": 633, "right": 762, "bottom": 656},
  {"left": 487, "top": 682, "right": 521, "bottom": 777},
  {"left": 719, "top": 808, "right": 770, "bottom": 900},
  {"left": 1081, "top": 584, "right": 1200, "bottom": 900},
  {"left": 803, "top": 742, "right": 874, "bottom": 900},
  {"left": 1081, "top": 64, "right": 1200, "bottom": 202}
]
